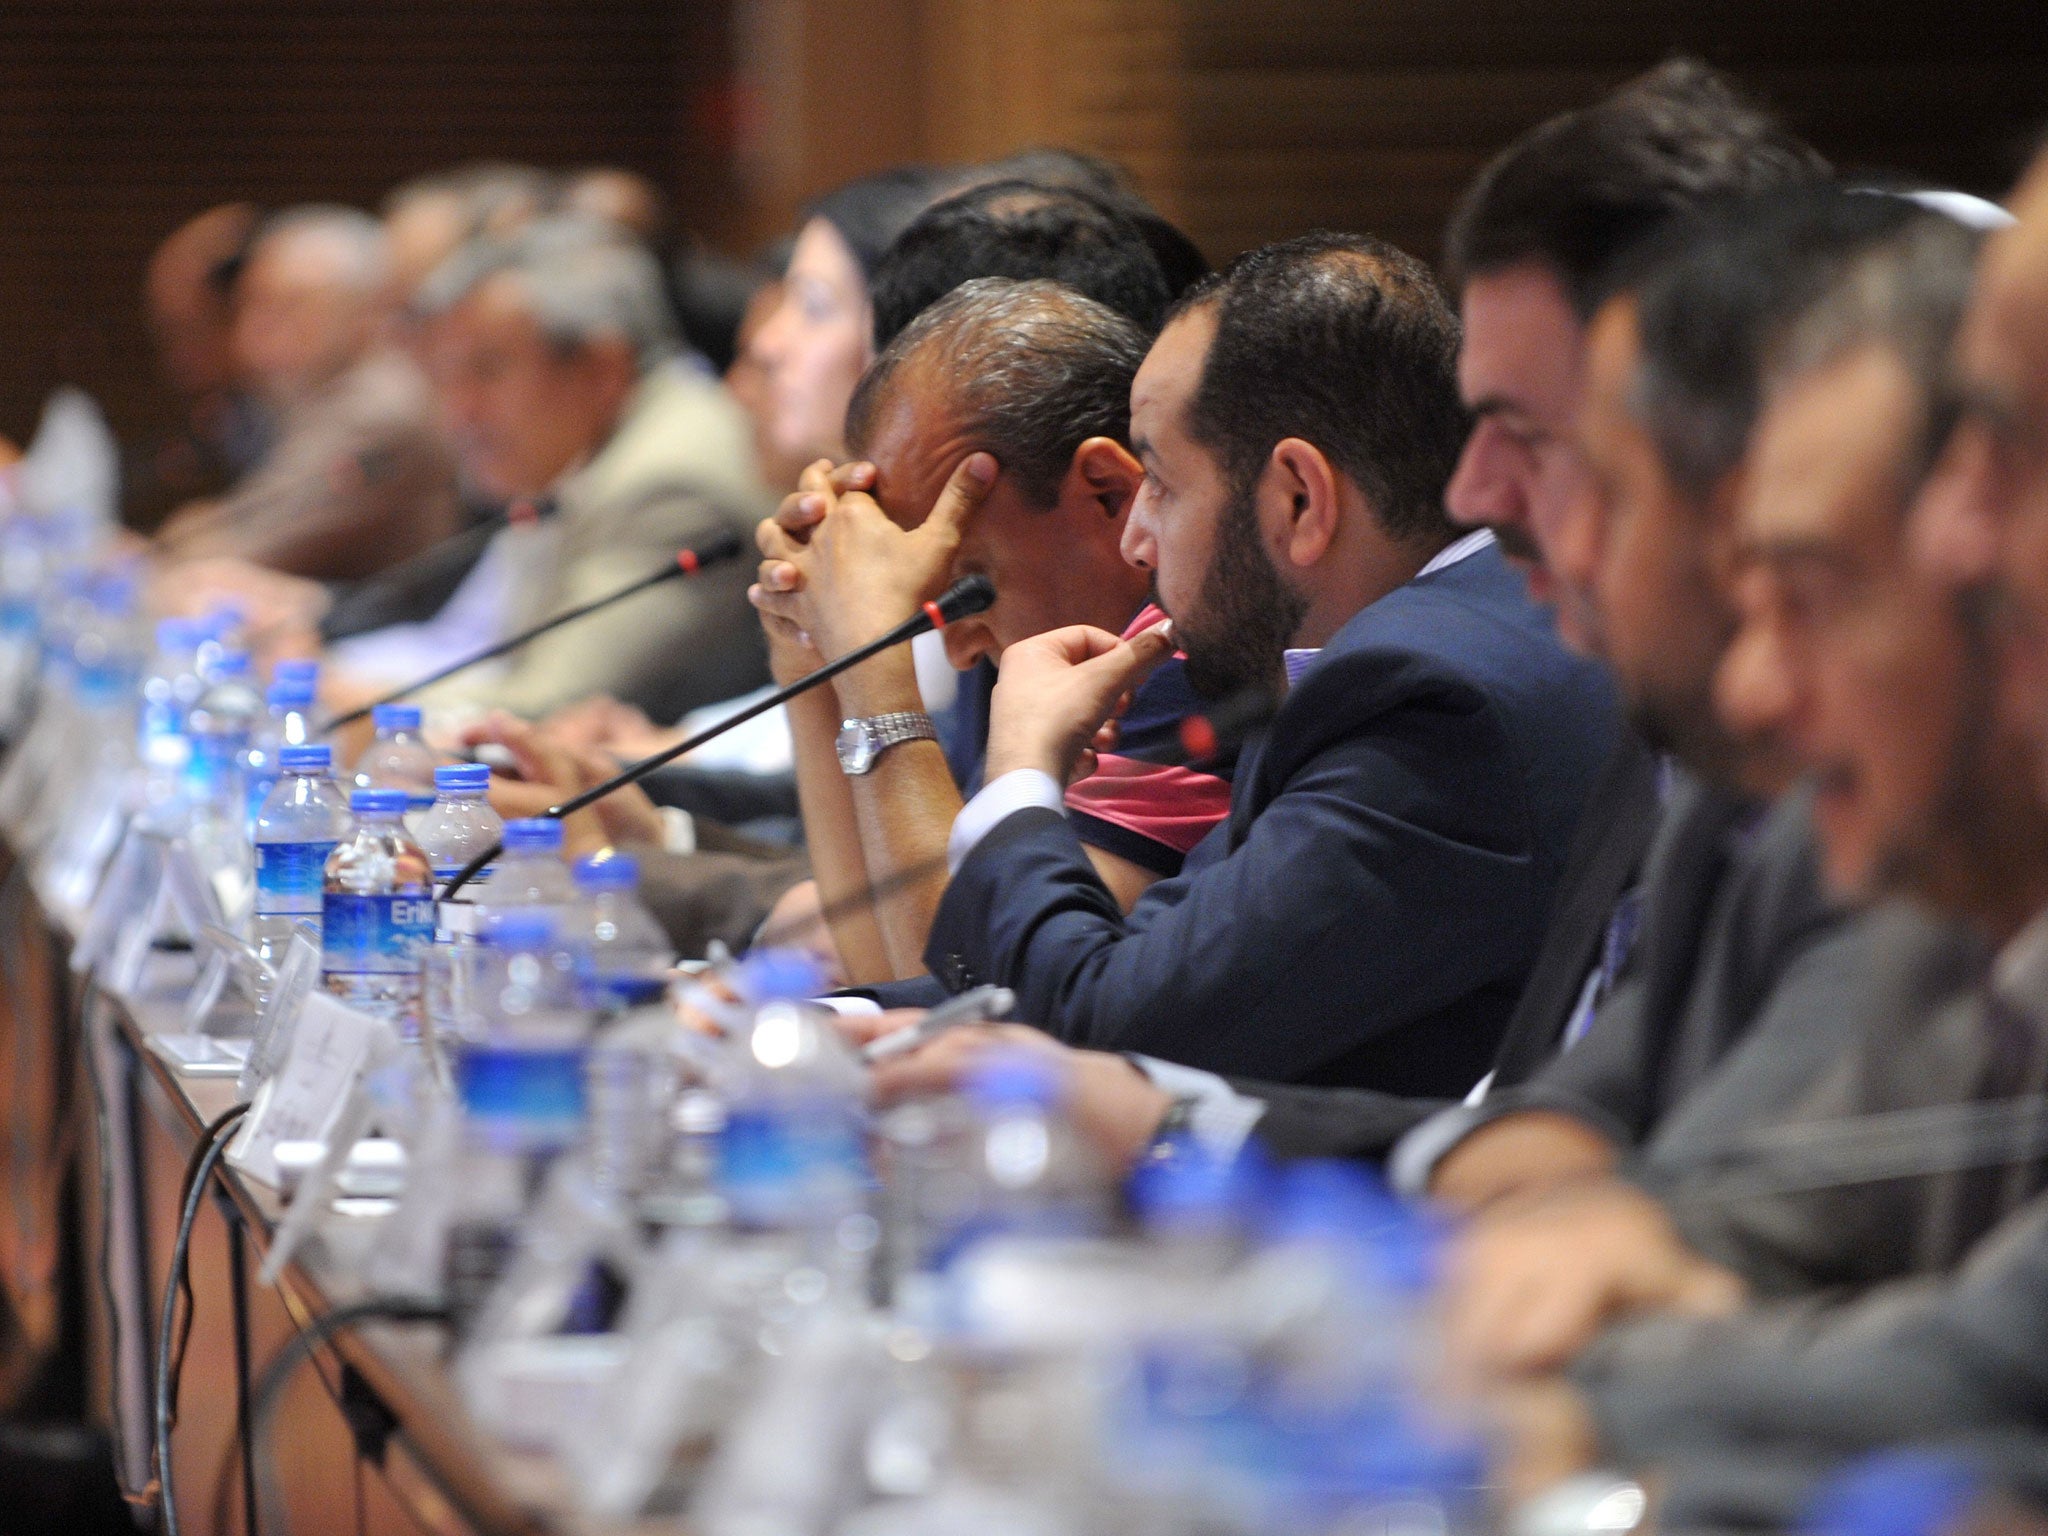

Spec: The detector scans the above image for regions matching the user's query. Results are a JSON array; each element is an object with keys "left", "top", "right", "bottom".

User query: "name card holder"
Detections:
[
  {"left": 237, "top": 926, "right": 321, "bottom": 1098},
  {"left": 228, "top": 991, "right": 399, "bottom": 1193}
]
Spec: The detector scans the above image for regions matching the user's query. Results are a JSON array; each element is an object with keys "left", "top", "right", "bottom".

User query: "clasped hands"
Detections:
[{"left": 750, "top": 452, "right": 1174, "bottom": 785}]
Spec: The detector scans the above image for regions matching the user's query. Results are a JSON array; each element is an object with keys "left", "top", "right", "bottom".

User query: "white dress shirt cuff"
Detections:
[
  {"left": 947, "top": 768, "right": 1065, "bottom": 873},
  {"left": 1131, "top": 1056, "right": 1269, "bottom": 1160},
  {"left": 658, "top": 805, "right": 697, "bottom": 856},
  {"left": 1387, "top": 1103, "right": 1492, "bottom": 1199}
]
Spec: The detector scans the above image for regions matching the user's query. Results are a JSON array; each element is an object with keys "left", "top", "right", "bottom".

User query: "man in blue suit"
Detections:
[{"left": 924, "top": 232, "right": 1621, "bottom": 1092}]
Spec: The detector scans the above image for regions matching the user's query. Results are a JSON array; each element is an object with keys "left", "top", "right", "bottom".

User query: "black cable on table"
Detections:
[
  {"left": 246, "top": 1297, "right": 448, "bottom": 1536},
  {"left": 153, "top": 1101, "right": 249, "bottom": 1536}
]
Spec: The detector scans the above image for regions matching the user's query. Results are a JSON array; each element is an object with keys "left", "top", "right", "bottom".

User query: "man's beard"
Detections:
[{"left": 1171, "top": 482, "right": 1310, "bottom": 702}]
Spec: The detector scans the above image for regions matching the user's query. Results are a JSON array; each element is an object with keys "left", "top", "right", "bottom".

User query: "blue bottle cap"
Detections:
[
  {"left": 961, "top": 1046, "right": 1066, "bottom": 1109},
  {"left": 1126, "top": 1137, "right": 1272, "bottom": 1235},
  {"left": 371, "top": 703, "right": 422, "bottom": 731},
  {"left": 209, "top": 650, "right": 251, "bottom": 678},
  {"left": 272, "top": 658, "right": 319, "bottom": 684},
  {"left": 200, "top": 604, "right": 245, "bottom": 639},
  {"left": 277, "top": 744, "right": 331, "bottom": 772},
  {"left": 502, "top": 818, "right": 564, "bottom": 853},
  {"left": 350, "top": 787, "right": 410, "bottom": 815},
  {"left": 734, "top": 948, "right": 827, "bottom": 1003},
  {"left": 434, "top": 762, "right": 491, "bottom": 791},
  {"left": 155, "top": 617, "right": 202, "bottom": 652},
  {"left": 1806, "top": 1451, "right": 1982, "bottom": 1536},
  {"left": 266, "top": 679, "right": 315, "bottom": 709},
  {"left": 573, "top": 852, "right": 639, "bottom": 890}
]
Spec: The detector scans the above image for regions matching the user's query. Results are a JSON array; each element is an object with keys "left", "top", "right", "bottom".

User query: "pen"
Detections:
[{"left": 861, "top": 984, "right": 1016, "bottom": 1062}]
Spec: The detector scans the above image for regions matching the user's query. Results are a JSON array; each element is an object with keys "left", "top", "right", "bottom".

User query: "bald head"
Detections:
[
  {"left": 848, "top": 276, "right": 1148, "bottom": 507},
  {"left": 233, "top": 205, "right": 390, "bottom": 403},
  {"left": 560, "top": 167, "right": 670, "bottom": 244}
]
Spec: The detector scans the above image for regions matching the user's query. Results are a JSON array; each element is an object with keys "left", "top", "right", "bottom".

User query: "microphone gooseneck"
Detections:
[
  {"left": 437, "top": 573, "right": 997, "bottom": 899},
  {"left": 320, "top": 533, "right": 747, "bottom": 733}
]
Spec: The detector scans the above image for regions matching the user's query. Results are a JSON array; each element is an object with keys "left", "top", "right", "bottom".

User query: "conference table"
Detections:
[{"left": 0, "top": 841, "right": 643, "bottom": 1535}]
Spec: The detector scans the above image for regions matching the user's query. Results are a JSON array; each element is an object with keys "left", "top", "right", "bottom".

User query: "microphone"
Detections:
[
  {"left": 320, "top": 532, "right": 748, "bottom": 732},
  {"left": 437, "top": 573, "right": 997, "bottom": 898},
  {"left": 1165, "top": 686, "right": 1277, "bottom": 767},
  {"left": 1648, "top": 1092, "right": 2048, "bottom": 1207}
]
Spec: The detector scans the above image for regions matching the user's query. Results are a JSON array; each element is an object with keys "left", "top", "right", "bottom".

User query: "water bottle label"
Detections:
[
  {"left": 431, "top": 862, "right": 495, "bottom": 887},
  {"left": 321, "top": 893, "right": 436, "bottom": 974},
  {"left": 254, "top": 840, "right": 338, "bottom": 915}
]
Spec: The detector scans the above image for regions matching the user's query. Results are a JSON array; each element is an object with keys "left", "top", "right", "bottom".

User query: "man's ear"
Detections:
[
  {"left": 1267, "top": 438, "right": 1341, "bottom": 569},
  {"left": 1063, "top": 436, "right": 1145, "bottom": 523}
]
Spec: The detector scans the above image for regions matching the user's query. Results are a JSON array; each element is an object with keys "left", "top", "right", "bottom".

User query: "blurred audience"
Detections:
[
  {"left": 153, "top": 205, "right": 463, "bottom": 581},
  {"left": 89, "top": 80, "right": 2048, "bottom": 1532},
  {"left": 127, "top": 202, "right": 272, "bottom": 526},
  {"left": 331, "top": 217, "right": 773, "bottom": 724}
]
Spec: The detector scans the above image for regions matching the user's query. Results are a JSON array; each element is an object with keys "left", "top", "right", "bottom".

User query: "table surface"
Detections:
[{"left": 106, "top": 946, "right": 658, "bottom": 1536}]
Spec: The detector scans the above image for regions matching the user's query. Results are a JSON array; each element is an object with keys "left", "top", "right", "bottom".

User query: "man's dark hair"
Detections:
[
  {"left": 847, "top": 277, "right": 1149, "bottom": 508},
  {"left": 1444, "top": 58, "right": 1831, "bottom": 318},
  {"left": 870, "top": 180, "right": 1177, "bottom": 347},
  {"left": 978, "top": 148, "right": 1212, "bottom": 298},
  {"left": 1771, "top": 209, "right": 1985, "bottom": 490},
  {"left": 1176, "top": 231, "right": 1468, "bottom": 546},
  {"left": 1617, "top": 187, "right": 1925, "bottom": 500}
]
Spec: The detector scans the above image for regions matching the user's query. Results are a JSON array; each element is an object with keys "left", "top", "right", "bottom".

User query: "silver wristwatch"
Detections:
[{"left": 835, "top": 710, "right": 939, "bottom": 775}]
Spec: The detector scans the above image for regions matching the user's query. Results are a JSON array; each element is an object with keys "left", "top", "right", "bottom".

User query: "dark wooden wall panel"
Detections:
[
  {"left": 1168, "top": 0, "right": 2048, "bottom": 265},
  {"left": 0, "top": 0, "right": 739, "bottom": 454}
]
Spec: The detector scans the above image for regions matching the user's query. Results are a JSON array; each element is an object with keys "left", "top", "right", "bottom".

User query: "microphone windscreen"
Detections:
[
  {"left": 932, "top": 573, "right": 996, "bottom": 624},
  {"left": 679, "top": 531, "right": 747, "bottom": 573}
]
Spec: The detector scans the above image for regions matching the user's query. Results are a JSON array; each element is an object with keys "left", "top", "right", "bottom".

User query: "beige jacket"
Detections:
[{"left": 424, "top": 361, "right": 775, "bottom": 722}]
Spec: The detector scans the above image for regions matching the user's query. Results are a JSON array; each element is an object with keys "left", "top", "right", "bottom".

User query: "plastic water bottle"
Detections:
[
  {"left": 0, "top": 515, "right": 46, "bottom": 735},
  {"left": 185, "top": 650, "right": 261, "bottom": 810},
  {"left": 414, "top": 763, "right": 504, "bottom": 890},
  {"left": 885, "top": 1046, "right": 1112, "bottom": 1314},
  {"left": 193, "top": 604, "right": 245, "bottom": 682},
  {"left": 479, "top": 817, "right": 576, "bottom": 930},
  {"left": 352, "top": 702, "right": 439, "bottom": 819},
  {"left": 252, "top": 743, "right": 350, "bottom": 964},
  {"left": 243, "top": 674, "right": 319, "bottom": 833},
  {"left": 570, "top": 853, "right": 674, "bottom": 1009},
  {"left": 322, "top": 788, "right": 436, "bottom": 1034},
  {"left": 713, "top": 951, "right": 871, "bottom": 1265},
  {"left": 443, "top": 908, "right": 597, "bottom": 1332},
  {"left": 137, "top": 617, "right": 203, "bottom": 761}
]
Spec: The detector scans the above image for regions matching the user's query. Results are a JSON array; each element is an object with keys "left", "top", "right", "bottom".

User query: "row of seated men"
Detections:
[{"left": 113, "top": 60, "right": 2048, "bottom": 1530}]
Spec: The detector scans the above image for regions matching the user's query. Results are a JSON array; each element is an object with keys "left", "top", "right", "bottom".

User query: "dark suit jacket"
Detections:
[
  {"left": 924, "top": 543, "right": 1622, "bottom": 1091},
  {"left": 1463, "top": 776, "right": 1851, "bottom": 1151},
  {"left": 321, "top": 512, "right": 502, "bottom": 643},
  {"left": 1245, "top": 731, "right": 1664, "bottom": 1157},
  {"left": 1582, "top": 1192, "right": 2048, "bottom": 1534}
]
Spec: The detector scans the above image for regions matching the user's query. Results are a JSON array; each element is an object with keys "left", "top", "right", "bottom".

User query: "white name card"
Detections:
[{"left": 227, "top": 992, "right": 398, "bottom": 1190}]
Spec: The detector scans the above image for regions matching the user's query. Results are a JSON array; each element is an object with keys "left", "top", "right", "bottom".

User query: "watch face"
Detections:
[{"left": 836, "top": 719, "right": 874, "bottom": 775}]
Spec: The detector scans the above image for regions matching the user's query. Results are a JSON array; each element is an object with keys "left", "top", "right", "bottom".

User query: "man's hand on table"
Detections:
[
  {"left": 857, "top": 1019, "right": 1173, "bottom": 1173},
  {"left": 1444, "top": 1177, "right": 1747, "bottom": 1380},
  {"left": 460, "top": 710, "right": 665, "bottom": 859}
]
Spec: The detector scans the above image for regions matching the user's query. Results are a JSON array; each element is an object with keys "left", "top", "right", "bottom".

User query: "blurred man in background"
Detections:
[
  {"left": 127, "top": 202, "right": 272, "bottom": 527},
  {"left": 320, "top": 217, "right": 773, "bottom": 726},
  {"left": 153, "top": 204, "right": 462, "bottom": 581}
]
